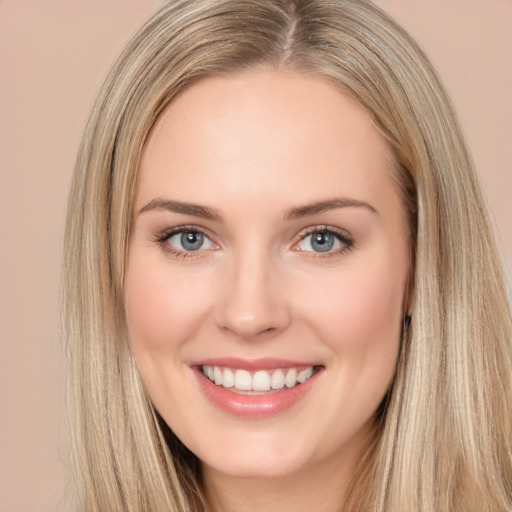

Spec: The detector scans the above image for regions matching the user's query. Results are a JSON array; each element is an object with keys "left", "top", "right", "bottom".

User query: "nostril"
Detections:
[{"left": 220, "top": 322, "right": 278, "bottom": 340}]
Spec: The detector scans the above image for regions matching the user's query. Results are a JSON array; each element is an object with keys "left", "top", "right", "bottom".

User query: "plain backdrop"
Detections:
[{"left": 0, "top": 1, "right": 510, "bottom": 510}]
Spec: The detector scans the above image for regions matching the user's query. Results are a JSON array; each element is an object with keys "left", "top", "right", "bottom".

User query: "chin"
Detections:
[
  {"left": 202, "top": 451, "right": 310, "bottom": 480},
  {"left": 192, "top": 426, "right": 320, "bottom": 480}
]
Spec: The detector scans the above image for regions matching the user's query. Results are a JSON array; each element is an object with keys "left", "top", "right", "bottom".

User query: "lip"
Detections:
[{"left": 191, "top": 359, "right": 324, "bottom": 419}]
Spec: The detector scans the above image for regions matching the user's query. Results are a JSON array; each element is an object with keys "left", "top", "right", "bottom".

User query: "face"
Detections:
[{"left": 125, "top": 69, "right": 410, "bottom": 482}]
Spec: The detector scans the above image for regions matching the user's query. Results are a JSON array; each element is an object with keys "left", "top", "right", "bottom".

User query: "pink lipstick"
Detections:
[{"left": 191, "top": 358, "right": 323, "bottom": 419}]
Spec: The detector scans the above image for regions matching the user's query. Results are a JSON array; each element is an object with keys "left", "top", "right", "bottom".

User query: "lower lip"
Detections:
[{"left": 193, "top": 367, "right": 322, "bottom": 419}]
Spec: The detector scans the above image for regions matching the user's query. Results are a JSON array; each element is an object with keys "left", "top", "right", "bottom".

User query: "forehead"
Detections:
[{"left": 137, "top": 69, "right": 398, "bottom": 214}]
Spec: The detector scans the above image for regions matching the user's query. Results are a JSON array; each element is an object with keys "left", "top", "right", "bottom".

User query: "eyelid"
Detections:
[
  {"left": 152, "top": 223, "right": 354, "bottom": 259},
  {"left": 154, "top": 225, "right": 219, "bottom": 258},
  {"left": 292, "top": 225, "right": 355, "bottom": 256}
]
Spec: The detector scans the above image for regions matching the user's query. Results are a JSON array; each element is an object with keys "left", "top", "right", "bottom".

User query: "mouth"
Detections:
[
  {"left": 200, "top": 365, "right": 320, "bottom": 395},
  {"left": 192, "top": 359, "right": 324, "bottom": 418}
]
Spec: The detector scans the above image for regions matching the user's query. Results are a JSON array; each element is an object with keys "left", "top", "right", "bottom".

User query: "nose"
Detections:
[{"left": 214, "top": 250, "right": 291, "bottom": 341}]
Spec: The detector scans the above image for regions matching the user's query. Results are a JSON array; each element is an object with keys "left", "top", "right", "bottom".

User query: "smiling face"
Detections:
[{"left": 125, "top": 69, "right": 410, "bottom": 486}]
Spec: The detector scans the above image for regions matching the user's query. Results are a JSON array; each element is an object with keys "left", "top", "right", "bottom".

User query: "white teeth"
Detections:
[
  {"left": 270, "top": 369, "right": 285, "bottom": 390},
  {"left": 234, "top": 369, "right": 252, "bottom": 391},
  {"left": 285, "top": 368, "right": 297, "bottom": 388},
  {"left": 297, "top": 367, "right": 313, "bottom": 383},
  {"left": 201, "top": 365, "right": 316, "bottom": 392},
  {"left": 213, "top": 367, "right": 223, "bottom": 385},
  {"left": 253, "top": 370, "right": 271, "bottom": 391},
  {"left": 223, "top": 368, "right": 235, "bottom": 388}
]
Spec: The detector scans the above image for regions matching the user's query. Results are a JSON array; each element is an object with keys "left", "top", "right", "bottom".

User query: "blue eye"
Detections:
[
  {"left": 297, "top": 229, "right": 352, "bottom": 254},
  {"left": 310, "top": 232, "right": 335, "bottom": 252},
  {"left": 177, "top": 231, "right": 205, "bottom": 251},
  {"left": 161, "top": 228, "right": 216, "bottom": 254}
]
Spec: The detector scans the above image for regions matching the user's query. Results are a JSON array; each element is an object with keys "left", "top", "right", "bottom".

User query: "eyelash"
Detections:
[
  {"left": 154, "top": 225, "right": 217, "bottom": 259},
  {"left": 294, "top": 225, "right": 355, "bottom": 258},
  {"left": 153, "top": 225, "right": 355, "bottom": 259}
]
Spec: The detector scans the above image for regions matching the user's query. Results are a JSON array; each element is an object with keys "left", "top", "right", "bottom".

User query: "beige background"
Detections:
[{"left": 0, "top": 1, "right": 510, "bottom": 510}]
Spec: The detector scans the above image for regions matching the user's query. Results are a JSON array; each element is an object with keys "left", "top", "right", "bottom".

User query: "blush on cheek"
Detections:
[
  {"left": 311, "top": 272, "right": 404, "bottom": 352},
  {"left": 125, "top": 261, "right": 217, "bottom": 355},
  {"left": 126, "top": 270, "right": 181, "bottom": 350}
]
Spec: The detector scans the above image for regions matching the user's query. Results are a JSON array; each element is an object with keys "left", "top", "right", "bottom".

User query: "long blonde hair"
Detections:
[{"left": 63, "top": 1, "right": 512, "bottom": 510}]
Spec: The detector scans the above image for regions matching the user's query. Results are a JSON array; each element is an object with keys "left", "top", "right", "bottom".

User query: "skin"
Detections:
[{"left": 125, "top": 69, "right": 410, "bottom": 511}]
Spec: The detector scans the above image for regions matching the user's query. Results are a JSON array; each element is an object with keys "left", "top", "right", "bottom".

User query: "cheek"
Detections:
[
  {"left": 336, "top": 272, "right": 404, "bottom": 346},
  {"left": 305, "top": 267, "right": 405, "bottom": 338},
  {"left": 124, "top": 258, "right": 212, "bottom": 356},
  {"left": 299, "top": 249, "right": 408, "bottom": 381},
  {"left": 298, "top": 262, "right": 407, "bottom": 437}
]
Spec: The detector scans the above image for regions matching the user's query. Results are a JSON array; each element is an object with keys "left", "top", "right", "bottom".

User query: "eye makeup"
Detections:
[{"left": 152, "top": 223, "right": 355, "bottom": 260}]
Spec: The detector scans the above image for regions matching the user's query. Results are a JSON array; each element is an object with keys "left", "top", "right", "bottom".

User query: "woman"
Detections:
[{"left": 63, "top": 0, "right": 512, "bottom": 510}]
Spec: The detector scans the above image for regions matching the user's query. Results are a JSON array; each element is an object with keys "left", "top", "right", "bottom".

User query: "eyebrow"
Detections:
[
  {"left": 284, "top": 197, "right": 378, "bottom": 219},
  {"left": 138, "top": 198, "right": 222, "bottom": 220},
  {"left": 137, "top": 196, "right": 378, "bottom": 221}
]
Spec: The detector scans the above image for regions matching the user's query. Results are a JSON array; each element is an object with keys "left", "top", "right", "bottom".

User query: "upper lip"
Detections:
[{"left": 191, "top": 357, "right": 322, "bottom": 371}]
